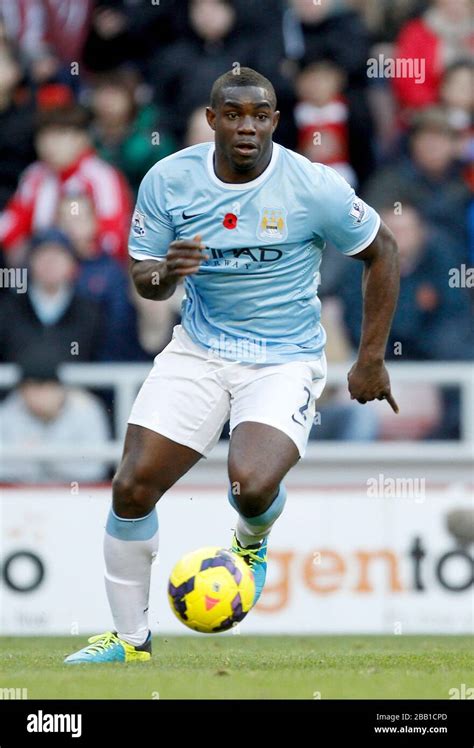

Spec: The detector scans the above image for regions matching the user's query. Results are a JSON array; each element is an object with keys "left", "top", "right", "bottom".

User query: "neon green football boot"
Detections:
[{"left": 64, "top": 631, "right": 151, "bottom": 664}]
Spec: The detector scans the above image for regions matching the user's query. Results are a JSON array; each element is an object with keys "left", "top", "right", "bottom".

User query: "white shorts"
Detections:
[{"left": 128, "top": 325, "right": 327, "bottom": 458}]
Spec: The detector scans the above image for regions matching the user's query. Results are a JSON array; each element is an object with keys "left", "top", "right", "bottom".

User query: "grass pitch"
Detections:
[{"left": 0, "top": 635, "right": 472, "bottom": 700}]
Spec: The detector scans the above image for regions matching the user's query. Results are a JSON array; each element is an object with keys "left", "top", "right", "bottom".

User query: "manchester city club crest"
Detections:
[{"left": 257, "top": 206, "right": 288, "bottom": 241}]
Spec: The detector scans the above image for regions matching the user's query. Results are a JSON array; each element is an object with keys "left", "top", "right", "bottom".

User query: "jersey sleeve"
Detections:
[
  {"left": 128, "top": 166, "right": 175, "bottom": 261},
  {"left": 316, "top": 165, "right": 381, "bottom": 255}
]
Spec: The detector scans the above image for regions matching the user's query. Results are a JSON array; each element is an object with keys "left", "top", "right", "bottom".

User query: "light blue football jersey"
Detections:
[{"left": 129, "top": 142, "right": 380, "bottom": 363}]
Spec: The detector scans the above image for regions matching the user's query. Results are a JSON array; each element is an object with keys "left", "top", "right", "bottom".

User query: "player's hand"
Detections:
[
  {"left": 163, "top": 235, "right": 208, "bottom": 281},
  {"left": 347, "top": 359, "right": 399, "bottom": 413}
]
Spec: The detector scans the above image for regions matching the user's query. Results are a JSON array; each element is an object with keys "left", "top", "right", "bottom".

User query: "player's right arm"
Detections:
[
  {"left": 128, "top": 164, "right": 208, "bottom": 301},
  {"left": 130, "top": 236, "right": 208, "bottom": 301}
]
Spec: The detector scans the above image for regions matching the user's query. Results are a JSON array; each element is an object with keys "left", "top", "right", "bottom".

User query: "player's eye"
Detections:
[
  {"left": 226, "top": 112, "right": 238, "bottom": 120},
  {"left": 257, "top": 114, "right": 269, "bottom": 121}
]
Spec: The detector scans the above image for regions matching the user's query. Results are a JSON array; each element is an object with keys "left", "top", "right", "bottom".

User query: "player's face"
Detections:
[{"left": 207, "top": 86, "right": 279, "bottom": 174}]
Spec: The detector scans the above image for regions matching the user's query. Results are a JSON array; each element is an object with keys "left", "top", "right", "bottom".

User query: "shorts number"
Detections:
[{"left": 291, "top": 386, "right": 311, "bottom": 426}]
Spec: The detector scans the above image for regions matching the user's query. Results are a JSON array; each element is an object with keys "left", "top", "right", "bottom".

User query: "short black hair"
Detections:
[{"left": 210, "top": 67, "right": 277, "bottom": 110}]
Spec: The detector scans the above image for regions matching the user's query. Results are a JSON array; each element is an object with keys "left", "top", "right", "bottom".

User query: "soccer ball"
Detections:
[{"left": 168, "top": 546, "right": 255, "bottom": 633}]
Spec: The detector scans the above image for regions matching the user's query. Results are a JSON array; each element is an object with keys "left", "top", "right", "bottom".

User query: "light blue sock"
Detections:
[
  {"left": 106, "top": 507, "right": 158, "bottom": 541},
  {"left": 104, "top": 507, "right": 159, "bottom": 646},
  {"left": 228, "top": 484, "right": 287, "bottom": 546}
]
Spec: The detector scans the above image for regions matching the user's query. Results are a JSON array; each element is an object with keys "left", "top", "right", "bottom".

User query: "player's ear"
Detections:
[
  {"left": 272, "top": 110, "right": 280, "bottom": 133},
  {"left": 206, "top": 107, "right": 216, "bottom": 131}
]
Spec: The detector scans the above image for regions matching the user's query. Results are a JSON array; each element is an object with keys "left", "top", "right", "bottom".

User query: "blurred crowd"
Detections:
[{"left": 0, "top": 0, "right": 472, "bottom": 481}]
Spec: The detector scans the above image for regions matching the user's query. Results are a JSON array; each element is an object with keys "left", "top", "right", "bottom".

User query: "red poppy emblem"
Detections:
[{"left": 223, "top": 213, "right": 238, "bottom": 229}]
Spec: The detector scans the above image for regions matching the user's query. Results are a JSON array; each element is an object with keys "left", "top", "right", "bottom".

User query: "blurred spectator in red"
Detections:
[
  {"left": 0, "top": 104, "right": 132, "bottom": 260},
  {"left": 89, "top": 72, "right": 176, "bottom": 195},
  {"left": 392, "top": 0, "right": 474, "bottom": 116},
  {"left": 151, "top": 0, "right": 262, "bottom": 142},
  {"left": 0, "top": 358, "right": 109, "bottom": 483},
  {"left": 339, "top": 203, "right": 473, "bottom": 361},
  {"left": 295, "top": 60, "right": 356, "bottom": 185},
  {"left": 0, "top": 1, "right": 92, "bottom": 103},
  {"left": 57, "top": 193, "right": 149, "bottom": 361},
  {"left": 363, "top": 107, "right": 470, "bottom": 253},
  {"left": 0, "top": 0, "right": 92, "bottom": 66},
  {"left": 0, "top": 229, "right": 103, "bottom": 366},
  {"left": 0, "top": 41, "right": 35, "bottom": 209},
  {"left": 285, "top": 0, "right": 374, "bottom": 181}
]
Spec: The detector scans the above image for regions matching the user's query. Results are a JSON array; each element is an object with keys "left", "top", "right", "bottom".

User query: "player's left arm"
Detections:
[{"left": 347, "top": 220, "right": 400, "bottom": 412}]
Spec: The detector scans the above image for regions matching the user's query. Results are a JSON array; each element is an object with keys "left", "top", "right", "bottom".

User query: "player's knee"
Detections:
[
  {"left": 231, "top": 471, "right": 279, "bottom": 518},
  {"left": 112, "top": 465, "right": 164, "bottom": 517}
]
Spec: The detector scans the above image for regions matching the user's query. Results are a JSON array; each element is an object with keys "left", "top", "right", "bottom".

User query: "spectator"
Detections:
[
  {"left": 363, "top": 107, "right": 471, "bottom": 253},
  {"left": 440, "top": 60, "right": 474, "bottom": 170},
  {"left": 285, "top": 0, "right": 375, "bottom": 181},
  {"left": 294, "top": 60, "right": 356, "bottom": 185},
  {"left": 0, "top": 228, "right": 103, "bottom": 367},
  {"left": 82, "top": 1, "right": 188, "bottom": 77},
  {"left": 441, "top": 60, "right": 473, "bottom": 129},
  {"left": 57, "top": 193, "right": 149, "bottom": 361},
  {"left": 0, "top": 104, "right": 132, "bottom": 260},
  {"left": 0, "top": 42, "right": 35, "bottom": 209},
  {"left": 0, "top": 0, "right": 93, "bottom": 68},
  {"left": 231, "top": 0, "right": 297, "bottom": 149},
  {"left": 151, "top": 0, "right": 262, "bottom": 142},
  {"left": 339, "top": 203, "right": 473, "bottom": 360},
  {"left": 353, "top": 0, "right": 429, "bottom": 43},
  {"left": 0, "top": 358, "right": 109, "bottom": 483},
  {"left": 89, "top": 73, "right": 176, "bottom": 194},
  {"left": 287, "top": 0, "right": 371, "bottom": 82},
  {"left": 392, "top": 0, "right": 474, "bottom": 115}
]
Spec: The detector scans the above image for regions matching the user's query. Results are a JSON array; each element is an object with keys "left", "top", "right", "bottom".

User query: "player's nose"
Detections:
[{"left": 237, "top": 116, "right": 256, "bottom": 134}]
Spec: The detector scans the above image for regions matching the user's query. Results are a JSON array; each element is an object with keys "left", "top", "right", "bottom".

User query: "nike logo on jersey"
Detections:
[{"left": 182, "top": 211, "right": 203, "bottom": 220}]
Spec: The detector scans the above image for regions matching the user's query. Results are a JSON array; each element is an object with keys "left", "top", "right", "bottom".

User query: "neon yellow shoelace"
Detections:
[
  {"left": 84, "top": 632, "right": 119, "bottom": 654},
  {"left": 235, "top": 545, "right": 265, "bottom": 566}
]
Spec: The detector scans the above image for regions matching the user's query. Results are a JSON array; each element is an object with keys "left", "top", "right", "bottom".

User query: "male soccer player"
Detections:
[{"left": 65, "top": 68, "right": 399, "bottom": 663}]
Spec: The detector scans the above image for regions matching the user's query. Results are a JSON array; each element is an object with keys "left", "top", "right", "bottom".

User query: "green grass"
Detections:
[{"left": 0, "top": 635, "right": 472, "bottom": 700}]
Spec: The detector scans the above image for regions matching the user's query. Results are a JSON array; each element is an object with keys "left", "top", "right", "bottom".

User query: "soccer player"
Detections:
[{"left": 65, "top": 68, "right": 399, "bottom": 663}]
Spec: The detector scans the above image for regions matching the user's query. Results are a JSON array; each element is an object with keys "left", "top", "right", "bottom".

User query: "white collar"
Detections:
[{"left": 206, "top": 142, "right": 280, "bottom": 190}]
